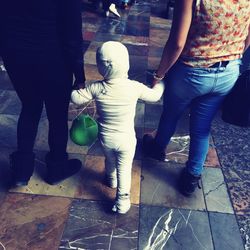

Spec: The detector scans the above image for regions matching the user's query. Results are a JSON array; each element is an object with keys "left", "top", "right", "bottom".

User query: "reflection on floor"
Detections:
[{"left": 0, "top": 0, "right": 249, "bottom": 249}]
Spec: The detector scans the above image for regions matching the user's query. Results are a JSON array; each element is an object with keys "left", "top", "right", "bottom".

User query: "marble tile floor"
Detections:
[{"left": 0, "top": 0, "right": 249, "bottom": 249}]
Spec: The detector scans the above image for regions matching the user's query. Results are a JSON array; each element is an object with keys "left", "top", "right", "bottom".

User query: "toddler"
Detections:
[{"left": 71, "top": 41, "right": 164, "bottom": 214}]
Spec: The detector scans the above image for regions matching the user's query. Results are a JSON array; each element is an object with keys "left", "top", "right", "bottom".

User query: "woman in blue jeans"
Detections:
[{"left": 143, "top": 0, "right": 250, "bottom": 196}]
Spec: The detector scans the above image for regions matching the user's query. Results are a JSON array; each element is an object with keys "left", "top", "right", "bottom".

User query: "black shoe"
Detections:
[
  {"left": 9, "top": 151, "right": 35, "bottom": 186},
  {"left": 179, "top": 168, "right": 201, "bottom": 196},
  {"left": 142, "top": 134, "right": 166, "bottom": 161},
  {"left": 45, "top": 153, "right": 82, "bottom": 185}
]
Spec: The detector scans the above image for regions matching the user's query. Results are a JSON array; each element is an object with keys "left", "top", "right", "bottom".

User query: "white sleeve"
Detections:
[
  {"left": 138, "top": 81, "right": 165, "bottom": 102},
  {"left": 71, "top": 85, "right": 94, "bottom": 105}
]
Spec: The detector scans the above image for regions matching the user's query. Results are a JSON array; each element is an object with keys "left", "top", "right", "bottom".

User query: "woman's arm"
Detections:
[
  {"left": 60, "top": 0, "right": 86, "bottom": 87},
  {"left": 154, "top": 0, "right": 194, "bottom": 82},
  {"left": 244, "top": 24, "right": 250, "bottom": 52}
]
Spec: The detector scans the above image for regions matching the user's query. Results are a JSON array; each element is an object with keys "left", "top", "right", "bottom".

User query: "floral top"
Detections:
[{"left": 180, "top": 0, "right": 250, "bottom": 67}]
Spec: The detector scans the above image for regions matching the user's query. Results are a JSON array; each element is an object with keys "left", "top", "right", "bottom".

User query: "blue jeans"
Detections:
[{"left": 155, "top": 59, "right": 241, "bottom": 176}]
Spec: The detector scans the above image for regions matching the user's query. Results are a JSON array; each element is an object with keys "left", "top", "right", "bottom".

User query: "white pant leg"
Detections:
[
  {"left": 100, "top": 133, "right": 136, "bottom": 195},
  {"left": 102, "top": 145, "right": 117, "bottom": 178},
  {"left": 116, "top": 143, "right": 136, "bottom": 195}
]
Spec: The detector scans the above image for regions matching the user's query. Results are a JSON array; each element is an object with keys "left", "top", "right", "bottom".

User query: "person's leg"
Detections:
[
  {"left": 143, "top": 62, "right": 194, "bottom": 160},
  {"left": 112, "top": 136, "right": 136, "bottom": 214},
  {"left": 45, "top": 85, "right": 71, "bottom": 160},
  {"left": 155, "top": 89, "right": 191, "bottom": 150},
  {"left": 116, "top": 149, "right": 134, "bottom": 195},
  {"left": 3, "top": 57, "right": 43, "bottom": 153},
  {"left": 43, "top": 59, "right": 81, "bottom": 185},
  {"left": 3, "top": 56, "right": 42, "bottom": 185},
  {"left": 102, "top": 145, "right": 117, "bottom": 188},
  {"left": 187, "top": 95, "right": 225, "bottom": 176},
  {"left": 187, "top": 60, "right": 241, "bottom": 176},
  {"left": 179, "top": 94, "right": 231, "bottom": 196},
  {"left": 180, "top": 59, "right": 240, "bottom": 195}
]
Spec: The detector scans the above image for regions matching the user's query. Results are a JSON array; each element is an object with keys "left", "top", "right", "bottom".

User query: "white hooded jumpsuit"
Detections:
[{"left": 71, "top": 41, "right": 164, "bottom": 197}]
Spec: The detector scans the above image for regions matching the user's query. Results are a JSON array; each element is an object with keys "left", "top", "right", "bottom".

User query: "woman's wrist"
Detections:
[{"left": 153, "top": 71, "right": 165, "bottom": 80}]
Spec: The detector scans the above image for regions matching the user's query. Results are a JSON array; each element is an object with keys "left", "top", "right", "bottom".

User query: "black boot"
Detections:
[
  {"left": 179, "top": 168, "right": 201, "bottom": 196},
  {"left": 142, "top": 134, "right": 166, "bottom": 161},
  {"left": 45, "top": 153, "right": 82, "bottom": 185},
  {"left": 9, "top": 151, "right": 35, "bottom": 186}
]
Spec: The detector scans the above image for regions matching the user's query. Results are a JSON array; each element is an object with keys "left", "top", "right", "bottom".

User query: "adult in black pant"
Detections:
[{"left": 0, "top": 0, "right": 86, "bottom": 186}]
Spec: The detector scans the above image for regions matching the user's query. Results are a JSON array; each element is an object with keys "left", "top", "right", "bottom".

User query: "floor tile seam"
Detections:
[
  {"left": 211, "top": 145, "right": 242, "bottom": 215},
  {"left": 0, "top": 113, "right": 18, "bottom": 118},
  {"left": 7, "top": 191, "right": 76, "bottom": 200},
  {"left": 63, "top": 196, "right": 142, "bottom": 207},
  {"left": 141, "top": 158, "right": 186, "bottom": 168},
  {"left": 207, "top": 211, "right": 218, "bottom": 250},
  {"left": 201, "top": 173, "right": 222, "bottom": 215},
  {"left": 210, "top": 134, "right": 247, "bottom": 242},
  {"left": 140, "top": 161, "right": 234, "bottom": 214},
  {"left": 139, "top": 202, "right": 207, "bottom": 212},
  {"left": 8, "top": 190, "right": 141, "bottom": 206},
  {"left": 139, "top": 204, "right": 240, "bottom": 249},
  {"left": 208, "top": 211, "right": 246, "bottom": 250},
  {"left": 204, "top": 165, "right": 221, "bottom": 169}
]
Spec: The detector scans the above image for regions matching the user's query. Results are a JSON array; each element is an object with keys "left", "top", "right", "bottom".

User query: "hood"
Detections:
[{"left": 96, "top": 41, "right": 129, "bottom": 80}]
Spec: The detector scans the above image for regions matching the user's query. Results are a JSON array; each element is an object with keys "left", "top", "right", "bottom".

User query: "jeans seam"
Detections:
[{"left": 209, "top": 72, "right": 218, "bottom": 93}]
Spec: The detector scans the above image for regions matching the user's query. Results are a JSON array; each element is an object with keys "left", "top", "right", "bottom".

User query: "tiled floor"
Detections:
[{"left": 0, "top": 0, "right": 249, "bottom": 249}]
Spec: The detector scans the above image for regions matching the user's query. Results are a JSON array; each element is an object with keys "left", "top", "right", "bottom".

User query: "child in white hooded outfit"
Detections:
[{"left": 71, "top": 41, "right": 164, "bottom": 214}]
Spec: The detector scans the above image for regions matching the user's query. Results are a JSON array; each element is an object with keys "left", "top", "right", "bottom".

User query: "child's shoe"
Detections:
[
  {"left": 109, "top": 4, "right": 120, "bottom": 17},
  {"left": 112, "top": 193, "right": 131, "bottom": 214},
  {"left": 105, "top": 173, "right": 117, "bottom": 189}
]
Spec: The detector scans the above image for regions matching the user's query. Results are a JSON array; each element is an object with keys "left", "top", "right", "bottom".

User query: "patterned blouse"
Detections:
[{"left": 180, "top": 0, "right": 250, "bottom": 67}]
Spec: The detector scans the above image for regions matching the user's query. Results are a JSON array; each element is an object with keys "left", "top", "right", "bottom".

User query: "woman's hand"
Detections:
[
  {"left": 152, "top": 72, "right": 165, "bottom": 87},
  {"left": 73, "top": 80, "right": 85, "bottom": 90}
]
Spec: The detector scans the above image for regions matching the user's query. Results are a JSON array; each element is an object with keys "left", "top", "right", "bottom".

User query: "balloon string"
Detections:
[{"left": 74, "top": 99, "right": 95, "bottom": 119}]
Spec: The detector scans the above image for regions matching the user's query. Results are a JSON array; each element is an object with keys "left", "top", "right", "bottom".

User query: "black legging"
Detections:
[{"left": 3, "top": 52, "right": 73, "bottom": 159}]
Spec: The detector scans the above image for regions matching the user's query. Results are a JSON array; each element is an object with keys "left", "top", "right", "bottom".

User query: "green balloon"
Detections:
[{"left": 70, "top": 114, "right": 98, "bottom": 146}]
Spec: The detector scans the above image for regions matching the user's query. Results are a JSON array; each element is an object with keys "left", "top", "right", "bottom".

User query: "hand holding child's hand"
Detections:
[
  {"left": 152, "top": 71, "right": 165, "bottom": 87},
  {"left": 73, "top": 80, "right": 85, "bottom": 90},
  {"left": 152, "top": 78, "right": 161, "bottom": 87}
]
